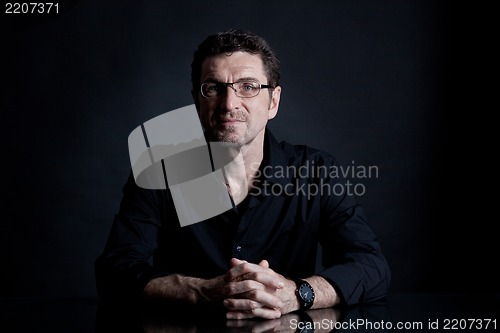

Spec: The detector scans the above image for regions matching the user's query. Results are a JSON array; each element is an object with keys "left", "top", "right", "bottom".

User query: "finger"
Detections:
[
  {"left": 258, "top": 259, "right": 269, "bottom": 268},
  {"left": 223, "top": 298, "right": 263, "bottom": 311},
  {"left": 226, "top": 260, "right": 259, "bottom": 282},
  {"left": 226, "top": 307, "right": 282, "bottom": 320},
  {"left": 230, "top": 258, "right": 246, "bottom": 268},
  {"left": 224, "top": 290, "right": 283, "bottom": 310},
  {"left": 226, "top": 263, "right": 284, "bottom": 289},
  {"left": 224, "top": 279, "right": 266, "bottom": 296},
  {"left": 228, "top": 269, "right": 284, "bottom": 290},
  {"left": 242, "top": 270, "right": 285, "bottom": 289},
  {"left": 225, "top": 261, "right": 259, "bottom": 281}
]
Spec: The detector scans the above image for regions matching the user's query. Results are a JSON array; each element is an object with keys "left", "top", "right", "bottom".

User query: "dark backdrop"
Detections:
[{"left": 2, "top": 1, "right": 476, "bottom": 299}]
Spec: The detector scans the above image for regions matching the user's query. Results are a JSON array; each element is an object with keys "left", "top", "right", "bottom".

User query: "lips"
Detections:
[
  {"left": 213, "top": 111, "right": 247, "bottom": 125},
  {"left": 219, "top": 119, "right": 243, "bottom": 123},
  {"left": 216, "top": 117, "right": 245, "bottom": 125}
]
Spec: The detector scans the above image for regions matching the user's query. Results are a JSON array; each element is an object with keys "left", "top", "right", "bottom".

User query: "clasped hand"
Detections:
[{"left": 202, "top": 258, "right": 298, "bottom": 319}]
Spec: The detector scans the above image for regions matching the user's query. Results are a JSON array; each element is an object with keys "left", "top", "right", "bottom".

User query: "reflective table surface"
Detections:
[{"left": 1, "top": 293, "right": 498, "bottom": 332}]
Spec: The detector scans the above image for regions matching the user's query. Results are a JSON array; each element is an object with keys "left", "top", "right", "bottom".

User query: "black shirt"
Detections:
[{"left": 95, "top": 129, "right": 391, "bottom": 306}]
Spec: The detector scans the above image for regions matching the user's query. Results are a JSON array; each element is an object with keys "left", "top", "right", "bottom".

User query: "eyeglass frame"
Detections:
[{"left": 199, "top": 80, "right": 274, "bottom": 99}]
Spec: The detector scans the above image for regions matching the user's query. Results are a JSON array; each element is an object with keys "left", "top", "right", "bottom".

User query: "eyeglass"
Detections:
[{"left": 200, "top": 80, "right": 274, "bottom": 98}]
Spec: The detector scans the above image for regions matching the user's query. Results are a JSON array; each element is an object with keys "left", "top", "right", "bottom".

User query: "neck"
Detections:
[
  {"left": 238, "top": 129, "right": 265, "bottom": 181},
  {"left": 210, "top": 129, "right": 266, "bottom": 205}
]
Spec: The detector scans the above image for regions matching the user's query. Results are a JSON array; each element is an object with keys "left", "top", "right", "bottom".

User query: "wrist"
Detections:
[
  {"left": 183, "top": 276, "right": 205, "bottom": 305},
  {"left": 287, "top": 280, "right": 300, "bottom": 312},
  {"left": 143, "top": 274, "right": 205, "bottom": 305},
  {"left": 281, "top": 278, "right": 301, "bottom": 314},
  {"left": 293, "top": 278, "right": 315, "bottom": 310}
]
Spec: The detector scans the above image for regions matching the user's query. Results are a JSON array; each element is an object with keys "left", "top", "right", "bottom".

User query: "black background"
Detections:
[{"left": 2, "top": 0, "right": 480, "bottom": 300}]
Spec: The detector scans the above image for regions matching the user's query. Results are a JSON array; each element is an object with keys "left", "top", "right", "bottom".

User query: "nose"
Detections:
[{"left": 220, "top": 84, "right": 240, "bottom": 111}]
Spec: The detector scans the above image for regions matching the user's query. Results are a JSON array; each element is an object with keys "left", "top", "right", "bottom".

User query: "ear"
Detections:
[{"left": 268, "top": 86, "right": 281, "bottom": 120}]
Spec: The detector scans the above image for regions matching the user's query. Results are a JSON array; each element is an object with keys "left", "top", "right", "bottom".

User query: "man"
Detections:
[{"left": 95, "top": 29, "right": 391, "bottom": 320}]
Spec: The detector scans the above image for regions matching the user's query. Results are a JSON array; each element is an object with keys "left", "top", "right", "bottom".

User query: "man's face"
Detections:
[{"left": 194, "top": 52, "right": 281, "bottom": 147}]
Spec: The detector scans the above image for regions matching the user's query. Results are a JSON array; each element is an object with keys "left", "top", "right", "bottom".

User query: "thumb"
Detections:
[
  {"left": 230, "top": 257, "right": 246, "bottom": 267},
  {"left": 258, "top": 259, "right": 269, "bottom": 268}
]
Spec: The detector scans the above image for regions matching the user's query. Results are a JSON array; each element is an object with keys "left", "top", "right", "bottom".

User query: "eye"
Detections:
[
  {"left": 240, "top": 82, "right": 258, "bottom": 91},
  {"left": 202, "top": 83, "right": 225, "bottom": 97},
  {"left": 205, "top": 83, "right": 218, "bottom": 92}
]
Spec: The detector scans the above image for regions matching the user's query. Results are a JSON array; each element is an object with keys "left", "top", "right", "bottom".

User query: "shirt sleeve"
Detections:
[
  {"left": 95, "top": 172, "right": 166, "bottom": 300},
  {"left": 316, "top": 157, "right": 391, "bottom": 306}
]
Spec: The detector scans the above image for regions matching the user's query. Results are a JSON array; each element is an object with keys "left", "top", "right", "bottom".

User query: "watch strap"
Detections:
[{"left": 293, "top": 278, "right": 315, "bottom": 310}]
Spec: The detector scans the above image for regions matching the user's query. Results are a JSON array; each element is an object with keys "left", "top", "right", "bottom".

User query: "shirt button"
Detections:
[{"left": 236, "top": 245, "right": 242, "bottom": 252}]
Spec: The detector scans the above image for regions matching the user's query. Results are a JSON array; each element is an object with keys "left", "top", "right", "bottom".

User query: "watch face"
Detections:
[{"left": 299, "top": 283, "right": 314, "bottom": 302}]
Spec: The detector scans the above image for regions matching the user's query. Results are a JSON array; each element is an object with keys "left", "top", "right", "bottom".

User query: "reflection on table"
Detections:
[
  {"left": 1, "top": 293, "right": 497, "bottom": 332},
  {"left": 96, "top": 299, "right": 390, "bottom": 333}
]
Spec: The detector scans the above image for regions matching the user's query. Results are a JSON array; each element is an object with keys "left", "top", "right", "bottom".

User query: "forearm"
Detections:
[
  {"left": 279, "top": 275, "right": 340, "bottom": 314},
  {"left": 143, "top": 274, "right": 224, "bottom": 305},
  {"left": 304, "top": 275, "right": 341, "bottom": 309}
]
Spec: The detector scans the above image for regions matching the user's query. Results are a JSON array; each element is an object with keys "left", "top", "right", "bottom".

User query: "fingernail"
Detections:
[{"left": 278, "top": 281, "right": 285, "bottom": 288}]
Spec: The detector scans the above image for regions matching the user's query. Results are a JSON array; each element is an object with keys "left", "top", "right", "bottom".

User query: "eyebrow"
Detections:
[{"left": 202, "top": 77, "right": 261, "bottom": 84}]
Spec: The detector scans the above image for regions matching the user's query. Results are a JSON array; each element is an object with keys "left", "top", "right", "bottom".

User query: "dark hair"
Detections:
[{"left": 191, "top": 29, "right": 280, "bottom": 90}]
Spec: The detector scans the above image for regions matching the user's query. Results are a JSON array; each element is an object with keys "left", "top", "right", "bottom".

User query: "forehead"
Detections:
[{"left": 200, "top": 51, "right": 266, "bottom": 81}]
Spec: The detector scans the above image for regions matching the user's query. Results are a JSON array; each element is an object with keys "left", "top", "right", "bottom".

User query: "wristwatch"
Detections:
[{"left": 294, "top": 279, "right": 315, "bottom": 310}]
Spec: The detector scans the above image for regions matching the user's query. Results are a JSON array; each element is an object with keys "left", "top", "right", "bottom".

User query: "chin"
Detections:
[
  {"left": 218, "top": 140, "right": 244, "bottom": 147},
  {"left": 214, "top": 134, "right": 245, "bottom": 147},
  {"left": 207, "top": 129, "right": 246, "bottom": 146}
]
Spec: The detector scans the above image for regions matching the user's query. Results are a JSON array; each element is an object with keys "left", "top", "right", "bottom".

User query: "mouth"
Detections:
[{"left": 217, "top": 119, "right": 244, "bottom": 126}]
